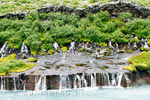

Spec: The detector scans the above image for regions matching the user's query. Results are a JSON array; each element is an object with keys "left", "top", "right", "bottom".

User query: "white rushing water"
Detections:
[
  {"left": 34, "top": 75, "right": 47, "bottom": 91},
  {"left": 0, "top": 41, "right": 8, "bottom": 57},
  {"left": 21, "top": 42, "right": 28, "bottom": 54},
  {"left": 13, "top": 77, "right": 16, "bottom": 91},
  {"left": 59, "top": 75, "right": 71, "bottom": 90}
]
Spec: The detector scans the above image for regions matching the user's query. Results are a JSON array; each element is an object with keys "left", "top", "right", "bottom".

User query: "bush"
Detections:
[
  {"left": 118, "top": 12, "right": 132, "bottom": 21},
  {"left": 27, "top": 57, "right": 38, "bottom": 62}
]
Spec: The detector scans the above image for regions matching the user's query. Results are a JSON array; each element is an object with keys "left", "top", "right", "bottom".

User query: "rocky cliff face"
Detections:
[{"left": 1, "top": 1, "right": 150, "bottom": 19}]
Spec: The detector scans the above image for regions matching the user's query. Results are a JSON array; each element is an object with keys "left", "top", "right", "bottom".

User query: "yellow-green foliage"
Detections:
[
  {"left": 97, "top": 42, "right": 107, "bottom": 47},
  {"left": 61, "top": 46, "right": 68, "bottom": 53},
  {"left": 48, "top": 49, "right": 54, "bottom": 55},
  {"left": 78, "top": 48, "right": 85, "bottom": 52},
  {"left": 31, "top": 50, "right": 37, "bottom": 55},
  {"left": 27, "top": 57, "right": 38, "bottom": 62},
  {"left": 0, "top": 54, "right": 35, "bottom": 76},
  {"left": 140, "top": 47, "right": 149, "bottom": 51},
  {"left": 147, "top": 40, "right": 150, "bottom": 46},
  {"left": 0, "top": 54, "right": 16, "bottom": 62},
  {"left": 124, "top": 51, "right": 150, "bottom": 72},
  {"left": 130, "top": 37, "right": 140, "bottom": 43}
]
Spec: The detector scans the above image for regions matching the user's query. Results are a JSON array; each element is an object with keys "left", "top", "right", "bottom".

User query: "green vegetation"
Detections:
[
  {"left": 0, "top": 11, "right": 150, "bottom": 54},
  {"left": 0, "top": 54, "right": 35, "bottom": 75},
  {"left": 124, "top": 51, "right": 150, "bottom": 72},
  {"left": 27, "top": 57, "right": 37, "bottom": 62},
  {"left": 1, "top": 0, "right": 150, "bottom": 15}
]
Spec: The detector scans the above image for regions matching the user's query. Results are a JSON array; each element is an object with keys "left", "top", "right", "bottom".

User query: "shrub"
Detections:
[
  {"left": 48, "top": 49, "right": 54, "bottom": 55},
  {"left": 27, "top": 57, "right": 38, "bottom": 62},
  {"left": 61, "top": 46, "right": 68, "bottom": 53},
  {"left": 118, "top": 12, "right": 132, "bottom": 21}
]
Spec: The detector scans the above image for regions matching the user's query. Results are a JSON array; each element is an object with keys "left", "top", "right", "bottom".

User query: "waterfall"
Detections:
[
  {"left": 0, "top": 76, "right": 6, "bottom": 90},
  {"left": 133, "top": 42, "right": 137, "bottom": 49},
  {"left": 23, "top": 81, "right": 26, "bottom": 91},
  {"left": 35, "top": 75, "right": 47, "bottom": 91},
  {"left": 144, "top": 42, "right": 149, "bottom": 49},
  {"left": 127, "top": 41, "right": 130, "bottom": 49},
  {"left": 59, "top": 75, "right": 70, "bottom": 90},
  {"left": 53, "top": 42, "right": 62, "bottom": 53},
  {"left": 115, "top": 43, "right": 119, "bottom": 48},
  {"left": 117, "top": 72, "right": 123, "bottom": 87},
  {"left": 124, "top": 73, "right": 130, "bottom": 87},
  {"left": 21, "top": 42, "right": 28, "bottom": 54},
  {"left": 41, "top": 75, "right": 46, "bottom": 91},
  {"left": 73, "top": 74, "right": 81, "bottom": 88},
  {"left": 81, "top": 72, "right": 87, "bottom": 88},
  {"left": 69, "top": 41, "right": 75, "bottom": 51},
  {"left": 108, "top": 41, "right": 114, "bottom": 49},
  {"left": 111, "top": 74, "right": 117, "bottom": 86},
  {"left": 13, "top": 77, "right": 16, "bottom": 90},
  {"left": 0, "top": 41, "right": 8, "bottom": 57},
  {"left": 91, "top": 73, "right": 96, "bottom": 87},
  {"left": 76, "top": 75, "right": 81, "bottom": 88}
]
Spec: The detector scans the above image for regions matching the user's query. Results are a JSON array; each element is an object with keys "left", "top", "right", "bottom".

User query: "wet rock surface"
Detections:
[{"left": 9, "top": 51, "right": 139, "bottom": 76}]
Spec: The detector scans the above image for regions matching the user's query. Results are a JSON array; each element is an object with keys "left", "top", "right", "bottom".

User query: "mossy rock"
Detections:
[
  {"left": 124, "top": 51, "right": 150, "bottom": 72},
  {"left": 61, "top": 46, "right": 67, "bottom": 53},
  {"left": 31, "top": 50, "right": 37, "bottom": 55},
  {"left": 0, "top": 54, "right": 16, "bottom": 62},
  {"left": 127, "top": 49, "right": 133, "bottom": 53},
  {"left": 124, "top": 64, "right": 136, "bottom": 72},
  {"left": 48, "top": 49, "right": 54, "bottom": 55},
  {"left": 76, "top": 63, "right": 86, "bottom": 66},
  {"left": 78, "top": 48, "right": 85, "bottom": 52},
  {"left": 140, "top": 47, "right": 149, "bottom": 51},
  {"left": 119, "top": 49, "right": 125, "bottom": 53},
  {"left": 97, "top": 42, "right": 107, "bottom": 47},
  {"left": 27, "top": 57, "right": 38, "bottom": 62}
]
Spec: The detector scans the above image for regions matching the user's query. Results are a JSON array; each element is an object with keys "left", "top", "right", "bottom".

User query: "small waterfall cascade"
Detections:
[
  {"left": 127, "top": 41, "right": 131, "bottom": 49},
  {"left": 69, "top": 41, "right": 75, "bottom": 51},
  {"left": 59, "top": 75, "right": 70, "bottom": 90},
  {"left": 0, "top": 41, "right": 8, "bottom": 57},
  {"left": 73, "top": 73, "right": 87, "bottom": 89},
  {"left": 13, "top": 77, "right": 17, "bottom": 90},
  {"left": 144, "top": 42, "right": 149, "bottom": 49},
  {"left": 108, "top": 41, "right": 114, "bottom": 49},
  {"left": 117, "top": 72, "right": 123, "bottom": 87},
  {"left": 124, "top": 73, "right": 130, "bottom": 87},
  {"left": 111, "top": 74, "right": 117, "bottom": 86},
  {"left": 23, "top": 81, "right": 26, "bottom": 90},
  {"left": 133, "top": 42, "right": 137, "bottom": 49},
  {"left": 53, "top": 42, "right": 62, "bottom": 53},
  {"left": 103, "top": 73, "right": 111, "bottom": 86},
  {"left": 21, "top": 42, "right": 28, "bottom": 54},
  {"left": 35, "top": 75, "right": 47, "bottom": 91},
  {"left": 91, "top": 73, "right": 96, "bottom": 87},
  {"left": 74, "top": 75, "right": 81, "bottom": 88},
  {"left": 0, "top": 76, "right": 6, "bottom": 90}
]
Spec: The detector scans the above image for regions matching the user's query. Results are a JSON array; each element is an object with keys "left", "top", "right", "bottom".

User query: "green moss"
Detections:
[
  {"left": 31, "top": 50, "right": 37, "bottom": 55},
  {"left": 124, "top": 64, "right": 137, "bottom": 72},
  {"left": 48, "top": 49, "right": 54, "bottom": 55},
  {"left": 0, "top": 54, "right": 35, "bottom": 75},
  {"left": 78, "top": 48, "right": 85, "bottom": 52},
  {"left": 127, "top": 49, "right": 133, "bottom": 53},
  {"left": 27, "top": 57, "right": 38, "bottom": 62},
  {"left": 140, "top": 47, "right": 149, "bottom": 51},
  {"left": 0, "top": 54, "right": 16, "bottom": 62},
  {"left": 97, "top": 42, "right": 107, "bottom": 47},
  {"left": 61, "top": 46, "right": 68, "bottom": 53},
  {"left": 124, "top": 51, "right": 150, "bottom": 72}
]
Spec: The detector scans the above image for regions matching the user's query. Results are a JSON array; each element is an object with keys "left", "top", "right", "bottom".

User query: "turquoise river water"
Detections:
[{"left": 0, "top": 85, "right": 150, "bottom": 100}]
